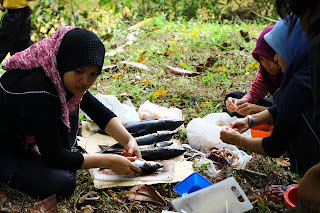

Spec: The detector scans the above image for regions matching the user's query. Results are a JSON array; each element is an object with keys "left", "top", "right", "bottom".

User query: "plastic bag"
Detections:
[
  {"left": 85, "top": 94, "right": 140, "bottom": 126},
  {"left": 138, "top": 101, "right": 183, "bottom": 120},
  {"left": 186, "top": 113, "right": 251, "bottom": 152},
  {"left": 186, "top": 112, "right": 252, "bottom": 170}
]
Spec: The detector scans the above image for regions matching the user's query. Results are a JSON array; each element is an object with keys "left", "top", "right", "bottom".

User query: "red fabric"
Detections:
[
  {"left": 3, "top": 26, "right": 82, "bottom": 130},
  {"left": 243, "top": 71, "right": 271, "bottom": 104}
]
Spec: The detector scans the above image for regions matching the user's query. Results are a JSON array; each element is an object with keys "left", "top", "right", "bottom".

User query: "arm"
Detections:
[
  {"left": 243, "top": 71, "right": 270, "bottom": 104},
  {"left": 80, "top": 92, "right": 141, "bottom": 158},
  {"left": 105, "top": 117, "right": 141, "bottom": 158},
  {"left": 81, "top": 154, "right": 141, "bottom": 175},
  {"left": 220, "top": 127, "right": 266, "bottom": 155},
  {"left": 228, "top": 109, "right": 274, "bottom": 133}
]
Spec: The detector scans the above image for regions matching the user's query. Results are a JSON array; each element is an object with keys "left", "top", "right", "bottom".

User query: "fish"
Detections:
[
  {"left": 133, "top": 159, "right": 163, "bottom": 174},
  {"left": 154, "top": 141, "right": 173, "bottom": 147},
  {"left": 100, "top": 146, "right": 186, "bottom": 161},
  {"left": 107, "top": 130, "right": 177, "bottom": 149},
  {"left": 124, "top": 119, "right": 184, "bottom": 137},
  {"left": 98, "top": 140, "right": 173, "bottom": 153}
]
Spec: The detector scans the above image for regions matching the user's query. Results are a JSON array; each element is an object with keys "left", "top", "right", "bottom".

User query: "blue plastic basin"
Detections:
[{"left": 174, "top": 172, "right": 213, "bottom": 197}]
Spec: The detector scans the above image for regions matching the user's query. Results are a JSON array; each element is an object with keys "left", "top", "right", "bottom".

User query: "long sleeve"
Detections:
[
  {"left": 243, "top": 71, "right": 272, "bottom": 104},
  {"left": 80, "top": 91, "right": 117, "bottom": 131}
]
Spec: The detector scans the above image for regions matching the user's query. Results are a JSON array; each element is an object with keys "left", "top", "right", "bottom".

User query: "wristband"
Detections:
[{"left": 247, "top": 115, "right": 254, "bottom": 128}]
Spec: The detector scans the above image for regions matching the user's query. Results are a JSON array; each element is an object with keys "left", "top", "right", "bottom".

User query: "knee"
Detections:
[{"left": 56, "top": 171, "right": 77, "bottom": 200}]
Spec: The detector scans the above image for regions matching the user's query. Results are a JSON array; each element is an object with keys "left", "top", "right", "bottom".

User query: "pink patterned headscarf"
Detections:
[{"left": 3, "top": 26, "right": 82, "bottom": 130}]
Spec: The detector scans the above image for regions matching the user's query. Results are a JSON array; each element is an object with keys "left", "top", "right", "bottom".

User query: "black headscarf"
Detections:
[{"left": 56, "top": 28, "right": 105, "bottom": 77}]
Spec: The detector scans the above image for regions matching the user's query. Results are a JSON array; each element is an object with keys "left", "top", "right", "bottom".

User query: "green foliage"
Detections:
[{"left": 31, "top": 0, "right": 100, "bottom": 40}]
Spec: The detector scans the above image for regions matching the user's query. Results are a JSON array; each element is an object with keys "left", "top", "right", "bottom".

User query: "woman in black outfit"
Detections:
[{"left": 0, "top": 26, "right": 142, "bottom": 200}]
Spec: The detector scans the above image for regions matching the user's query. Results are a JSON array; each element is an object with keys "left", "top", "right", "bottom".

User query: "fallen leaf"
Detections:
[
  {"left": 125, "top": 184, "right": 166, "bottom": 207},
  {"left": 29, "top": 194, "right": 57, "bottom": 213},
  {"left": 102, "top": 65, "right": 117, "bottom": 71},
  {"left": 128, "top": 18, "right": 154, "bottom": 31},
  {"left": 112, "top": 73, "right": 124, "bottom": 79},
  {"left": 101, "top": 33, "right": 113, "bottom": 41},
  {"left": 80, "top": 205, "right": 94, "bottom": 213},
  {"left": 136, "top": 51, "right": 147, "bottom": 63},
  {"left": 141, "top": 80, "right": 152, "bottom": 84},
  {"left": 254, "top": 195, "right": 266, "bottom": 205},
  {"left": 120, "top": 61, "right": 150, "bottom": 71},
  {"left": 166, "top": 66, "right": 200, "bottom": 77},
  {"left": 195, "top": 56, "right": 217, "bottom": 72},
  {"left": 164, "top": 50, "right": 173, "bottom": 57},
  {"left": 201, "top": 102, "right": 212, "bottom": 107},
  {"left": 276, "top": 156, "right": 291, "bottom": 167},
  {"left": 78, "top": 191, "right": 100, "bottom": 204},
  {"left": 240, "top": 30, "right": 250, "bottom": 42},
  {"left": 153, "top": 89, "right": 168, "bottom": 99}
]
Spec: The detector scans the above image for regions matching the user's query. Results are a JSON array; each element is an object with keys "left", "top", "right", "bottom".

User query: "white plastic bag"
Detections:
[
  {"left": 186, "top": 112, "right": 251, "bottom": 152},
  {"left": 85, "top": 94, "right": 140, "bottom": 126},
  {"left": 138, "top": 101, "right": 183, "bottom": 120}
]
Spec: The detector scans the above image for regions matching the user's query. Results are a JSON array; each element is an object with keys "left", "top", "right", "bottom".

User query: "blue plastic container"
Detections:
[{"left": 174, "top": 172, "right": 213, "bottom": 197}]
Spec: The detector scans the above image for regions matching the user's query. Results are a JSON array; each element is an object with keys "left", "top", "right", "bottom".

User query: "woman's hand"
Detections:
[
  {"left": 220, "top": 126, "right": 242, "bottom": 146},
  {"left": 122, "top": 138, "right": 142, "bottom": 158},
  {"left": 236, "top": 103, "right": 267, "bottom": 116},
  {"left": 229, "top": 117, "right": 250, "bottom": 133},
  {"left": 226, "top": 97, "right": 240, "bottom": 112},
  {"left": 30, "top": 144, "right": 41, "bottom": 155},
  {"left": 108, "top": 155, "right": 142, "bottom": 175}
]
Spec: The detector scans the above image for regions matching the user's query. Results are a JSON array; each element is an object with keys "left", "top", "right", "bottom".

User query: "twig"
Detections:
[
  {"left": 242, "top": 169, "right": 267, "bottom": 177},
  {"left": 250, "top": 10, "right": 278, "bottom": 23}
]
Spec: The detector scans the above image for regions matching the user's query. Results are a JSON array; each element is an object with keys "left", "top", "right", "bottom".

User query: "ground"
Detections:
[{"left": 0, "top": 17, "right": 300, "bottom": 212}]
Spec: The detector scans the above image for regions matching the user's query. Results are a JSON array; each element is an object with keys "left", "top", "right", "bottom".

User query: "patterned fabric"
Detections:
[
  {"left": 2, "top": 26, "right": 81, "bottom": 130},
  {"left": 243, "top": 71, "right": 271, "bottom": 104}
]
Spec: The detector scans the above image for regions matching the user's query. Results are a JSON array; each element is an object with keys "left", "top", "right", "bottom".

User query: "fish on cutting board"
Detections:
[
  {"left": 133, "top": 159, "right": 163, "bottom": 174},
  {"left": 100, "top": 146, "right": 186, "bottom": 161}
]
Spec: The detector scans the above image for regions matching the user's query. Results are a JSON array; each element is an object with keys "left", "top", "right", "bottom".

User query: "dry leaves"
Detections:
[
  {"left": 125, "top": 184, "right": 166, "bottom": 207},
  {"left": 29, "top": 194, "right": 57, "bottom": 213},
  {"left": 166, "top": 66, "right": 200, "bottom": 77},
  {"left": 240, "top": 30, "right": 250, "bottom": 42},
  {"left": 120, "top": 61, "right": 150, "bottom": 71}
]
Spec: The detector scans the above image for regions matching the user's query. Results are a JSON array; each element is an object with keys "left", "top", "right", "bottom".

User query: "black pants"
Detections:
[
  {"left": 224, "top": 92, "right": 274, "bottom": 117},
  {"left": 0, "top": 7, "right": 32, "bottom": 63},
  {"left": 0, "top": 152, "right": 76, "bottom": 200}
]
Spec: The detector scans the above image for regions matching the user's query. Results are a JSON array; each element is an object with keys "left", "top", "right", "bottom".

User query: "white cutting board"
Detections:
[
  {"left": 172, "top": 177, "right": 253, "bottom": 213},
  {"left": 91, "top": 160, "right": 175, "bottom": 181}
]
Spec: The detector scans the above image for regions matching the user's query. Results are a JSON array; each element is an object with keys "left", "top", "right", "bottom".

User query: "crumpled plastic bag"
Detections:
[
  {"left": 138, "top": 101, "right": 183, "bottom": 120},
  {"left": 186, "top": 112, "right": 251, "bottom": 152},
  {"left": 85, "top": 94, "right": 140, "bottom": 126},
  {"left": 186, "top": 112, "right": 252, "bottom": 172}
]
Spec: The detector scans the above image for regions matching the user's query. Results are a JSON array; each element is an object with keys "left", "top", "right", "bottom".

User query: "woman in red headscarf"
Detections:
[{"left": 225, "top": 26, "right": 283, "bottom": 116}]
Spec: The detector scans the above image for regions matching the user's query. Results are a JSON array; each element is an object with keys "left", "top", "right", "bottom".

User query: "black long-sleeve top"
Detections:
[{"left": 0, "top": 68, "right": 116, "bottom": 170}]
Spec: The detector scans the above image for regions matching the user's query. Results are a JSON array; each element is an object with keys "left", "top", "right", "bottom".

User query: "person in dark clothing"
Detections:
[
  {"left": 220, "top": 17, "right": 320, "bottom": 203},
  {"left": 0, "top": 0, "right": 33, "bottom": 63},
  {"left": 225, "top": 26, "right": 283, "bottom": 117},
  {"left": 0, "top": 26, "right": 142, "bottom": 200},
  {"left": 275, "top": 1, "right": 320, "bottom": 212}
]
